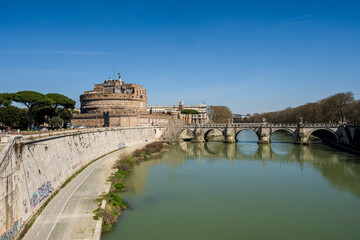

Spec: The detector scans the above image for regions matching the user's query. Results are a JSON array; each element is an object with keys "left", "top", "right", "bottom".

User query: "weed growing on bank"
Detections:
[{"left": 94, "top": 141, "right": 174, "bottom": 233}]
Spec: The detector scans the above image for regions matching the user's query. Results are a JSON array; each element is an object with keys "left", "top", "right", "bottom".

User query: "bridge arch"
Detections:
[
  {"left": 270, "top": 128, "right": 296, "bottom": 143},
  {"left": 271, "top": 128, "right": 295, "bottom": 136},
  {"left": 235, "top": 128, "right": 259, "bottom": 142},
  {"left": 306, "top": 128, "right": 339, "bottom": 143},
  {"left": 177, "top": 128, "right": 195, "bottom": 141},
  {"left": 203, "top": 128, "right": 225, "bottom": 142}
]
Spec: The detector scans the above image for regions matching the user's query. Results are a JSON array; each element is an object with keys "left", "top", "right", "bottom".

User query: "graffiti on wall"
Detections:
[
  {"left": 0, "top": 219, "right": 23, "bottom": 240},
  {"left": 30, "top": 181, "right": 53, "bottom": 208}
]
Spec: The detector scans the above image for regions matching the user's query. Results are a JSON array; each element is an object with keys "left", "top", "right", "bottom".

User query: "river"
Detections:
[{"left": 102, "top": 131, "right": 360, "bottom": 240}]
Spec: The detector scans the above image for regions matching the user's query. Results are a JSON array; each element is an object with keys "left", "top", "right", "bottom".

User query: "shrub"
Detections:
[
  {"left": 116, "top": 162, "right": 132, "bottom": 172},
  {"left": 108, "top": 193, "right": 127, "bottom": 208},
  {"left": 132, "top": 149, "right": 144, "bottom": 157},
  {"left": 114, "top": 183, "right": 125, "bottom": 191},
  {"left": 144, "top": 142, "right": 164, "bottom": 153}
]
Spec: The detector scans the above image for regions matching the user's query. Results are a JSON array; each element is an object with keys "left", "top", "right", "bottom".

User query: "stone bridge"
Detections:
[{"left": 178, "top": 123, "right": 352, "bottom": 145}]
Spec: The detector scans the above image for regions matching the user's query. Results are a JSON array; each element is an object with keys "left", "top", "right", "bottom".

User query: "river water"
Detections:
[{"left": 102, "top": 131, "right": 360, "bottom": 240}]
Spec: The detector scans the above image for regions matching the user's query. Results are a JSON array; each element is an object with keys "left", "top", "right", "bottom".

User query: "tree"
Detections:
[
  {"left": 57, "top": 108, "right": 73, "bottom": 125},
  {"left": 163, "top": 119, "right": 184, "bottom": 141},
  {"left": 33, "top": 105, "right": 52, "bottom": 126},
  {"left": 0, "top": 105, "right": 27, "bottom": 128},
  {"left": 72, "top": 109, "right": 80, "bottom": 114},
  {"left": 46, "top": 93, "right": 75, "bottom": 114},
  {"left": 12, "top": 91, "right": 55, "bottom": 130},
  {"left": 207, "top": 106, "right": 233, "bottom": 123},
  {"left": 46, "top": 93, "right": 75, "bottom": 125},
  {"left": 320, "top": 92, "right": 354, "bottom": 123},
  {"left": 49, "top": 116, "right": 63, "bottom": 129},
  {"left": 346, "top": 100, "right": 360, "bottom": 124},
  {"left": 0, "top": 93, "right": 13, "bottom": 107}
]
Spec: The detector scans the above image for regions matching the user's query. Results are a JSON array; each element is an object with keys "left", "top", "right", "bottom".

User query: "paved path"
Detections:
[{"left": 23, "top": 143, "right": 146, "bottom": 240}]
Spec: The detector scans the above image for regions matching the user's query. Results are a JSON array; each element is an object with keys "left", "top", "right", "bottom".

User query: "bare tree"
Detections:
[
  {"left": 162, "top": 119, "right": 184, "bottom": 141},
  {"left": 208, "top": 106, "right": 233, "bottom": 124},
  {"left": 346, "top": 100, "right": 360, "bottom": 124},
  {"left": 247, "top": 91, "right": 357, "bottom": 124},
  {"left": 320, "top": 92, "right": 354, "bottom": 123}
]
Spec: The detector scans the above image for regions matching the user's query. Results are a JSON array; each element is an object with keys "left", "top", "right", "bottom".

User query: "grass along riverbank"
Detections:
[{"left": 93, "top": 141, "right": 174, "bottom": 233}]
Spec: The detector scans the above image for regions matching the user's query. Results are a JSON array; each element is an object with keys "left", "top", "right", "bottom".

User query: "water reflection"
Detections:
[{"left": 125, "top": 133, "right": 360, "bottom": 200}]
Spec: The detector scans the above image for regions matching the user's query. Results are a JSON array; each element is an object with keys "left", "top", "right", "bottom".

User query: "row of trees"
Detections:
[
  {"left": 0, "top": 91, "right": 76, "bottom": 130},
  {"left": 248, "top": 92, "right": 360, "bottom": 124}
]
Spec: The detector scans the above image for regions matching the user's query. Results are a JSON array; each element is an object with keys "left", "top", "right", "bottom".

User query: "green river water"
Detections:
[{"left": 102, "top": 131, "right": 360, "bottom": 240}]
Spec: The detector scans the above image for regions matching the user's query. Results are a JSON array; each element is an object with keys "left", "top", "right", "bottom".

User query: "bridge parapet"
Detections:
[
  {"left": 302, "top": 123, "right": 341, "bottom": 127},
  {"left": 198, "top": 123, "right": 266, "bottom": 128},
  {"left": 186, "top": 123, "right": 343, "bottom": 128},
  {"left": 267, "top": 123, "right": 298, "bottom": 127}
]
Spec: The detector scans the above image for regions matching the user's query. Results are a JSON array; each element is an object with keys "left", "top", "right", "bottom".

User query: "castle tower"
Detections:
[{"left": 179, "top": 100, "right": 184, "bottom": 110}]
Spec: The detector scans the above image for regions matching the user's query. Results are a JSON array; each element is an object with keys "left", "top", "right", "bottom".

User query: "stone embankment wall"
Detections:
[{"left": 0, "top": 127, "right": 164, "bottom": 240}]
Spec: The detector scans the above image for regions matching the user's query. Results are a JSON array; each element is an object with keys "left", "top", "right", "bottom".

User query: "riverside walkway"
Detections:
[{"left": 23, "top": 143, "right": 146, "bottom": 240}]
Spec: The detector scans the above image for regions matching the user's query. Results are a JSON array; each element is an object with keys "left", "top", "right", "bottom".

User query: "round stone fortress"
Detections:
[{"left": 80, "top": 75, "right": 147, "bottom": 114}]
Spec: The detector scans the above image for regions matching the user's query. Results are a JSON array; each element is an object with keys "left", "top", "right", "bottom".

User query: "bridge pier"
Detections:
[
  {"left": 192, "top": 135, "right": 205, "bottom": 142},
  {"left": 224, "top": 135, "right": 236, "bottom": 143},
  {"left": 294, "top": 137, "right": 309, "bottom": 145},
  {"left": 294, "top": 128, "right": 309, "bottom": 145},
  {"left": 257, "top": 126, "right": 270, "bottom": 144},
  {"left": 224, "top": 125, "right": 236, "bottom": 143},
  {"left": 192, "top": 125, "right": 205, "bottom": 142},
  {"left": 258, "top": 136, "right": 270, "bottom": 144}
]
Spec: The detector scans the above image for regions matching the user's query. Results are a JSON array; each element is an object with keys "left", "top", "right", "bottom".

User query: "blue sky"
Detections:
[{"left": 0, "top": 0, "right": 359, "bottom": 114}]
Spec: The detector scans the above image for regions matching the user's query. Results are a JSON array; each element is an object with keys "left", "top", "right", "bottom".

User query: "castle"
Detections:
[
  {"left": 80, "top": 75, "right": 147, "bottom": 114},
  {"left": 72, "top": 75, "right": 149, "bottom": 127},
  {"left": 72, "top": 75, "right": 208, "bottom": 127}
]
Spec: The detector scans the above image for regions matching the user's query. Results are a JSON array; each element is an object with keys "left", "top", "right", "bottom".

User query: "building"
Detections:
[
  {"left": 72, "top": 75, "right": 148, "bottom": 127},
  {"left": 148, "top": 101, "right": 207, "bottom": 114},
  {"left": 147, "top": 101, "right": 209, "bottom": 124},
  {"left": 139, "top": 113, "right": 173, "bottom": 126},
  {"left": 233, "top": 114, "right": 250, "bottom": 123}
]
